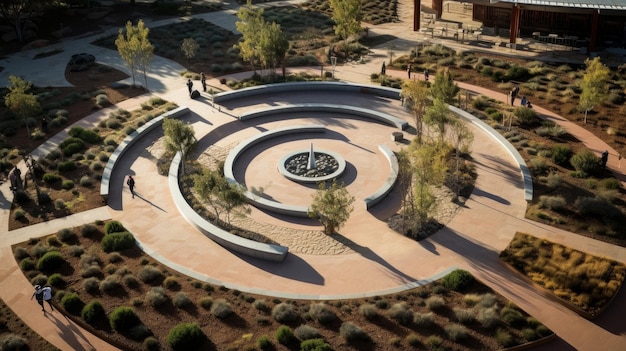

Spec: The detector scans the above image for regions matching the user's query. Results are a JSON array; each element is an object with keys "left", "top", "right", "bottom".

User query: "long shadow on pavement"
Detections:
[
  {"left": 47, "top": 312, "right": 97, "bottom": 351},
  {"left": 593, "top": 281, "right": 626, "bottom": 335},
  {"left": 232, "top": 251, "right": 324, "bottom": 285}
]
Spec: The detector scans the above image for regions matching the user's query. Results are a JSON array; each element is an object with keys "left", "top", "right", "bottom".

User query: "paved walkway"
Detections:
[{"left": 0, "top": 1, "right": 625, "bottom": 350}]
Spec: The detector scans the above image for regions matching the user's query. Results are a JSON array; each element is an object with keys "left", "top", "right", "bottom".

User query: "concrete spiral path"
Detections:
[{"left": 0, "top": 1, "right": 625, "bottom": 350}]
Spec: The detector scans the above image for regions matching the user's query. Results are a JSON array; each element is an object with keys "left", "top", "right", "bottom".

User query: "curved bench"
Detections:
[
  {"left": 224, "top": 124, "right": 326, "bottom": 217},
  {"left": 168, "top": 151, "right": 289, "bottom": 262},
  {"left": 213, "top": 81, "right": 401, "bottom": 103},
  {"left": 239, "top": 103, "right": 408, "bottom": 130},
  {"left": 100, "top": 106, "right": 189, "bottom": 203},
  {"left": 449, "top": 105, "right": 533, "bottom": 201},
  {"left": 364, "top": 144, "right": 399, "bottom": 209}
]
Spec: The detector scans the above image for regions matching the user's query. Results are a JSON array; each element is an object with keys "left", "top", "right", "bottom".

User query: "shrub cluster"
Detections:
[
  {"left": 442, "top": 269, "right": 475, "bottom": 291},
  {"left": 109, "top": 306, "right": 141, "bottom": 331},
  {"left": 101, "top": 232, "right": 135, "bottom": 252},
  {"left": 69, "top": 126, "right": 103, "bottom": 144},
  {"left": 36, "top": 251, "right": 66, "bottom": 271},
  {"left": 166, "top": 323, "right": 206, "bottom": 351},
  {"left": 60, "top": 293, "right": 83, "bottom": 315}
]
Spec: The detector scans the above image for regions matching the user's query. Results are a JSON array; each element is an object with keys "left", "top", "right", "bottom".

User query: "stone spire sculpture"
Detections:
[{"left": 307, "top": 143, "right": 316, "bottom": 170}]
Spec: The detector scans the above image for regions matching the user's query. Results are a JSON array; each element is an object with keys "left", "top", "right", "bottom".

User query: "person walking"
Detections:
[
  {"left": 381, "top": 62, "right": 386, "bottom": 75},
  {"left": 186, "top": 79, "right": 193, "bottom": 96},
  {"left": 201, "top": 73, "right": 207, "bottom": 92},
  {"left": 407, "top": 63, "right": 412, "bottom": 78},
  {"left": 127, "top": 175, "right": 135, "bottom": 198},
  {"left": 510, "top": 86, "right": 519, "bottom": 106},
  {"left": 31, "top": 285, "right": 53, "bottom": 312},
  {"left": 601, "top": 150, "right": 609, "bottom": 168},
  {"left": 424, "top": 69, "right": 429, "bottom": 82}
]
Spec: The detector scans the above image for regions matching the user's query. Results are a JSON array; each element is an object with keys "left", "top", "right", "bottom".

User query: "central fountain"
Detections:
[{"left": 278, "top": 143, "right": 346, "bottom": 183}]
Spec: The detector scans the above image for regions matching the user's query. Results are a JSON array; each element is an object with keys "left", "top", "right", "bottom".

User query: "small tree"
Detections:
[
  {"left": 579, "top": 57, "right": 609, "bottom": 124},
  {"left": 5, "top": 75, "right": 40, "bottom": 138},
  {"left": 308, "top": 180, "right": 355, "bottom": 234},
  {"left": 424, "top": 98, "right": 451, "bottom": 144},
  {"left": 400, "top": 79, "right": 430, "bottom": 144},
  {"left": 430, "top": 69, "right": 459, "bottom": 104},
  {"left": 329, "top": 0, "right": 362, "bottom": 41},
  {"left": 181, "top": 38, "right": 199, "bottom": 65},
  {"left": 408, "top": 140, "right": 448, "bottom": 227},
  {"left": 235, "top": 2, "right": 265, "bottom": 74},
  {"left": 194, "top": 168, "right": 248, "bottom": 226},
  {"left": 163, "top": 118, "right": 197, "bottom": 174},
  {"left": 116, "top": 20, "right": 154, "bottom": 89},
  {"left": 258, "top": 21, "right": 289, "bottom": 79}
]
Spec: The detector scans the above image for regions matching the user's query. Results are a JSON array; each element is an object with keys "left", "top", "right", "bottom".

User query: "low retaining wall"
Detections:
[
  {"left": 239, "top": 103, "right": 408, "bottom": 130},
  {"left": 449, "top": 105, "right": 533, "bottom": 201},
  {"left": 212, "top": 81, "right": 401, "bottom": 103},
  {"left": 224, "top": 124, "right": 326, "bottom": 217},
  {"left": 364, "top": 144, "right": 399, "bottom": 209},
  {"left": 100, "top": 106, "right": 189, "bottom": 203},
  {"left": 168, "top": 152, "right": 289, "bottom": 262}
]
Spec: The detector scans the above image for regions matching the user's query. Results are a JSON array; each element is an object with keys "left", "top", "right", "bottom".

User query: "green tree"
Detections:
[
  {"left": 329, "top": 0, "right": 362, "bottom": 41},
  {"left": 258, "top": 21, "right": 289, "bottom": 78},
  {"left": 579, "top": 57, "right": 609, "bottom": 124},
  {"left": 163, "top": 118, "right": 197, "bottom": 174},
  {"left": 308, "top": 180, "right": 355, "bottom": 234},
  {"left": 235, "top": 1, "right": 265, "bottom": 74},
  {"left": 194, "top": 168, "right": 248, "bottom": 225},
  {"left": 4, "top": 75, "right": 40, "bottom": 138},
  {"left": 0, "top": 0, "right": 52, "bottom": 43},
  {"left": 400, "top": 79, "right": 430, "bottom": 144},
  {"left": 430, "top": 69, "right": 459, "bottom": 104},
  {"left": 424, "top": 98, "right": 451, "bottom": 144},
  {"left": 115, "top": 20, "right": 154, "bottom": 89},
  {"left": 447, "top": 119, "right": 474, "bottom": 195},
  {"left": 408, "top": 141, "right": 449, "bottom": 226},
  {"left": 181, "top": 37, "right": 199, "bottom": 65}
]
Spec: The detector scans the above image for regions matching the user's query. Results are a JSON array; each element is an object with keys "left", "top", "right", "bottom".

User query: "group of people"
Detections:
[
  {"left": 31, "top": 285, "right": 54, "bottom": 313},
  {"left": 186, "top": 73, "right": 208, "bottom": 98},
  {"left": 8, "top": 166, "right": 22, "bottom": 193},
  {"left": 380, "top": 62, "right": 428, "bottom": 82},
  {"left": 510, "top": 86, "right": 532, "bottom": 108}
]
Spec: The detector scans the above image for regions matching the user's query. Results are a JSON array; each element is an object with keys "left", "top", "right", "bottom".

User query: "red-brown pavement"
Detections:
[{"left": 1, "top": 2, "right": 626, "bottom": 351}]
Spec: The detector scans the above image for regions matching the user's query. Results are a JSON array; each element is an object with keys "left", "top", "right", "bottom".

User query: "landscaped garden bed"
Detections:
[
  {"left": 13, "top": 221, "right": 553, "bottom": 351},
  {"left": 500, "top": 232, "right": 626, "bottom": 318}
]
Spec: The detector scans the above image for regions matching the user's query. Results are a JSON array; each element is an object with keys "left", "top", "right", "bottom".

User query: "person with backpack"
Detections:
[
  {"left": 127, "top": 175, "right": 135, "bottom": 198},
  {"left": 31, "top": 285, "right": 53, "bottom": 313}
]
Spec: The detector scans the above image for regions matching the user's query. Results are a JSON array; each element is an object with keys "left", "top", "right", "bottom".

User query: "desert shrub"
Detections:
[
  {"left": 13, "top": 247, "right": 29, "bottom": 260},
  {"left": 388, "top": 302, "right": 414, "bottom": 325},
  {"left": 62, "top": 180, "right": 75, "bottom": 189},
  {"left": 82, "top": 300, "right": 106, "bottom": 325},
  {"left": 163, "top": 276, "right": 180, "bottom": 290},
  {"left": 105, "top": 118, "right": 121, "bottom": 129},
  {"left": 30, "top": 274, "right": 48, "bottom": 287},
  {"left": 173, "top": 292, "right": 193, "bottom": 308},
  {"left": 79, "top": 175, "right": 93, "bottom": 186},
  {"left": 19, "top": 257, "right": 35, "bottom": 271},
  {"left": 13, "top": 209, "right": 25, "bottom": 220},
  {"left": 47, "top": 235, "right": 62, "bottom": 247},
  {"left": 538, "top": 195, "right": 567, "bottom": 211},
  {"left": 199, "top": 296, "right": 213, "bottom": 310},
  {"left": 60, "top": 292, "right": 83, "bottom": 315},
  {"left": 340, "top": 322, "right": 370, "bottom": 342},
  {"left": 300, "top": 338, "right": 332, "bottom": 351},
  {"left": 253, "top": 299, "right": 268, "bottom": 311},
  {"left": 42, "top": 172, "right": 61, "bottom": 183},
  {"left": 600, "top": 178, "right": 621, "bottom": 190},
  {"left": 375, "top": 298, "right": 389, "bottom": 309},
  {"left": 442, "top": 269, "right": 475, "bottom": 291},
  {"left": 529, "top": 157, "right": 549, "bottom": 175},
  {"left": 38, "top": 191, "right": 51, "bottom": 204},
  {"left": 522, "top": 328, "right": 538, "bottom": 341},
  {"left": 506, "top": 65, "right": 529, "bottom": 80},
  {"left": 472, "top": 96, "right": 489, "bottom": 110},
  {"left": 308, "top": 303, "right": 336, "bottom": 324},
  {"left": 406, "top": 333, "right": 421, "bottom": 347},
  {"left": 454, "top": 307, "right": 475, "bottom": 323},
  {"left": 570, "top": 149, "right": 599, "bottom": 176},
  {"left": 57, "top": 161, "right": 76, "bottom": 172},
  {"left": 496, "top": 328, "right": 514, "bottom": 347},
  {"left": 445, "top": 323, "right": 469, "bottom": 341},
  {"left": 101, "top": 232, "right": 135, "bottom": 252},
  {"left": 69, "top": 126, "right": 102, "bottom": 144},
  {"left": 67, "top": 245, "right": 84, "bottom": 257},
  {"left": 30, "top": 242, "right": 50, "bottom": 258},
  {"left": 83, "top": 277, "right": 100, "bottom": 293},
  {"left": 425, "top": 335, "right": 443, "bottom": 350},
  {"left": 146, "top": 287, "right": 169, "bottom": 307},
  {"left": 57, "top": 228, "right": 76, "bottom": 242},
  {"left": 275, "top": 325, "right": 296, "bottom": 345},
  {"left": 359, "top": 303, "right": 378, "bottom": 319},
  {"left": 294, "top": 324, "right": 321, "bottom": 340},
  {"left": 413, "top": 312, "right": 434, "bottom": 327},
  {"left": 104, "top": 220, "right": 126, "bottom": 234},
  {"left": 100, "top": 275, "right": 123, "bottom": 294},
  {"left": 36, "top": 251, "right": 66, "bottom": 271},
  {"left": 536, "top": 324, "right": 551, "bottom": 337},
  {"left": 110, "top": 306, "right": 141, "bottom": 331},
  {"left": 425, "top": 295, "right": 445, "bottom": 310},
  {"left": 0, "top": 334, "right": 28, "bottom": 351},
  {"left": 107, "top": 252, "right": 122, "bottom": 263},
  {"left": 477, "top": 306, "right": 501, "bottom": 328},
  {"left": 138, "top": 265, "right": 164, "bottom": 284},
  {"left": 551, "top": 144, "right": 572, "bottom": 165},
  {"left": 122, "top": 274, "right": 140, "bottom": 289},
  {"left": 211, "top": 298, "right": 233, "bottom": 318},
  {"left": 257, "top": 335, "right": 272, "bottom": 350},
  {"left": 272, "top": 302, "right": 298, "bottom": 323},
  {"left": 143, "top": 336, "right": 160, "bottom": 351},
  {"left": 501, "top": 307, "right": 526, "bottom": 327},
  {"left": 81, "top": 224, "right": 98, "bottom": 237},
  {"left": 47, "top": 273, "right": 65, "bottom": 287},
  {"left": 514, "top": 107, "right": 538, "bottom": 126}
]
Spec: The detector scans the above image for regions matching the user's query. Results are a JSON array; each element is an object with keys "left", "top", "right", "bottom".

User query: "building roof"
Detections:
[{"left": 493, "top": 0, "right": 626, "bottom": 10}]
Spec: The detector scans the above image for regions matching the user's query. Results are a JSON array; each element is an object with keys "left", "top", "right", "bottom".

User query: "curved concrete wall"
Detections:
[{"left": 364, "top": 144, "right": 400, "bottom": 209}]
